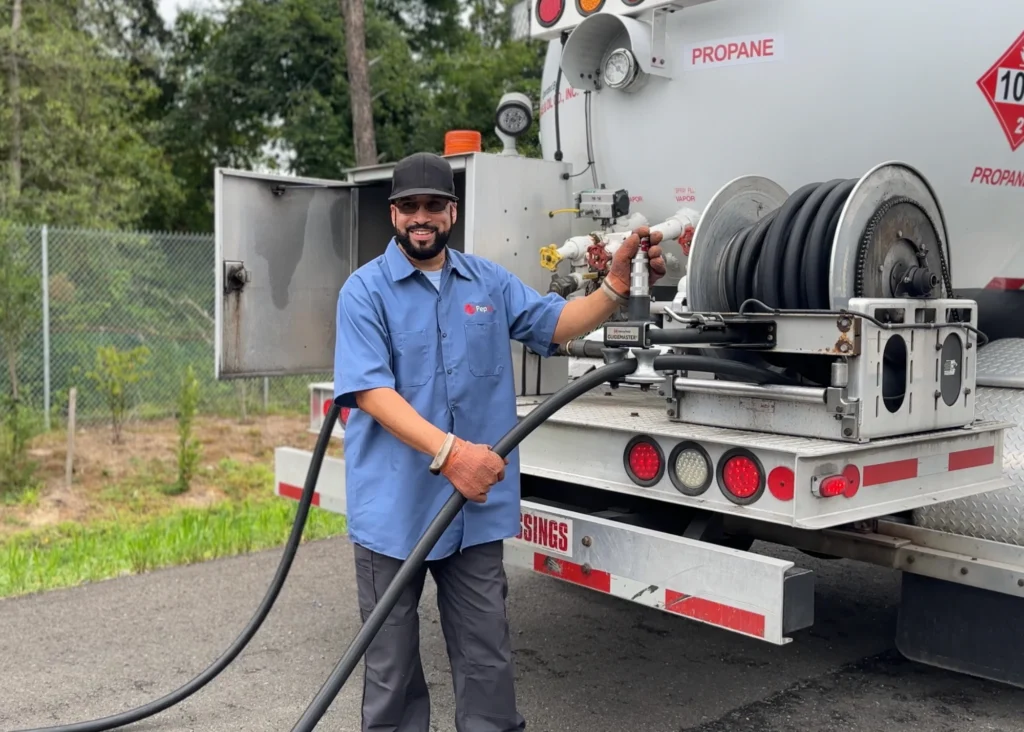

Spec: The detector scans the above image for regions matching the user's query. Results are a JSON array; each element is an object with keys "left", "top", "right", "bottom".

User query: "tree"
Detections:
[
  {"left": 339, "top": 0, "right": 377, "bottom": 167},
  {"left": 0, "top": 0, "right": 181, "bottom": 230}
]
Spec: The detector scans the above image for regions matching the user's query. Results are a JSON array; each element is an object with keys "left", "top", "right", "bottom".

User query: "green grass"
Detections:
[{"left": 0, "top": 498, "right": 348, "bottom": 599}]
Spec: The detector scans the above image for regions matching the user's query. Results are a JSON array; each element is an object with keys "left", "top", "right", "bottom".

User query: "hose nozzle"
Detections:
[{"left": 628, "top": 236, "right": 651, "bottom": 322}]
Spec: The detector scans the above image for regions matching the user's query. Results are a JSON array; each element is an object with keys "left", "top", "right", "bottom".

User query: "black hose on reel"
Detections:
[{"left": 718, "top": 178, "right": 857, "bottom": 312}]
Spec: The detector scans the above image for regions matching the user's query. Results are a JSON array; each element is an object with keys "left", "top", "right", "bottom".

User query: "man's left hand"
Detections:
[{"left": 604, "top": 226, "right": 667, "bottom": 299}]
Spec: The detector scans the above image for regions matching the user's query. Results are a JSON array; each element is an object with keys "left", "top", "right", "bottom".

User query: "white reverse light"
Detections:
[{"left": 672, "top": 446, "right": 711, "bottom": 493}]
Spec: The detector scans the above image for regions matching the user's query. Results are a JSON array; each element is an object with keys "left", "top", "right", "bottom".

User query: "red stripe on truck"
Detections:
[
  {"left": 862, "top": 458, "right": 918, "bottom": 486},
  {"left": 948, "top": 445, "right": 996, "bottom": 471},
  {"left": 533, "top": 553, "right": 612, "bottom": 592},
  {"left": 861, "top": 445, "right": 996, "bottom": 487},
  {"left": 665, "top": 589, "right": 766, "bottom": 638},
  {"left": 278, "top": 481, "right": 320, "bottom": 507}
]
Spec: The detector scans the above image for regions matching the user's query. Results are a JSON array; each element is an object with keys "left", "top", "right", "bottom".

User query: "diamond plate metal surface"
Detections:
[
  {"left": 913, "top": 383, "right": 1024, "bottom": 545},
  {"left": 976, "top": 337, "right": 1024, "bottom": 388}
]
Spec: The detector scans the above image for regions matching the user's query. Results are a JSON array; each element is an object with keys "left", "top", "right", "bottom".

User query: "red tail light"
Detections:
[
  {"left": 813, "top": 465, "right": 860, "bottom": 498},
  {"left": 536, "top": 0, "right": 565, "bottom": 27},
  {"left": 341, "top": 407, "right": 351, "bottom": 425},
  {"left": 717, "top": 449, "right": 765, "bottom": 505},
  {"left": 624, "top": 435, "right": 664, "bottom": 486}
]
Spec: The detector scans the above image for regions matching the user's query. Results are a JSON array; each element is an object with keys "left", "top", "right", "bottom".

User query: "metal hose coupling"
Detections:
[{"left": 628, "top": 235, "right": 652, "bottom": 323}]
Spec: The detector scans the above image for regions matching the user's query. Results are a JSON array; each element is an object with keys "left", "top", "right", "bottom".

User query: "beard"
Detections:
[{"left": 395, "top": 224, "right": 450, "bottom": 261}]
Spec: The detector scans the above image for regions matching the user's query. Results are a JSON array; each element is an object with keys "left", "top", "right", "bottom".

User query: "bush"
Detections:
[
  {"left": 0, "top": 395, "right": 41, "bottom": 499},
  {"left": 86, "top": 345, "right": 151, "bottom": 444},
  {"left": 171, "top": 363, "right": 202, "bottom": 495}
]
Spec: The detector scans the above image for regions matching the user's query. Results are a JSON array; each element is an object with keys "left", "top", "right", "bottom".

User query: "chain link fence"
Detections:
[{"left": 0, "top": 223, "right": 327, "bottom": 433}]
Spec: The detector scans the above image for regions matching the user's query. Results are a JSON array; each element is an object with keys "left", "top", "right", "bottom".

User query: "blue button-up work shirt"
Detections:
[{"left": 334, "top": 238, "right": 568, "bottom": 561}]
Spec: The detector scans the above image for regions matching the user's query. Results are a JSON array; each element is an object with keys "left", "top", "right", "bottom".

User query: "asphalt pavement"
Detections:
[{"left": 1, "top": 535, "right": 1022, "bottom": 732}]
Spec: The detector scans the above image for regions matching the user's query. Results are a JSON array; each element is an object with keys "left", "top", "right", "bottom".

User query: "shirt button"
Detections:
[
  {"left": 442, "top": 332, "right": 447, "bottom": 338},
  {"left": 447, "top": 368, "right": 453, "bottom": 374}
]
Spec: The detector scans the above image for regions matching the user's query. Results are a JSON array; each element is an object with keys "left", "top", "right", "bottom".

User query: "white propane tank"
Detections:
[{"left": 534, "top": 0, "right": 1024, "bottom": 297}]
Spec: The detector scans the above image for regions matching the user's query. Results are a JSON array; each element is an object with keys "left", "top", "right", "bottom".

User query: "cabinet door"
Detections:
[{"left": 215, "top": 168, "right": 355, "bottom": 378}]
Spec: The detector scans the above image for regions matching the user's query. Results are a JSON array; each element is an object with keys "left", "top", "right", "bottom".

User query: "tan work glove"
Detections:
[
  {"left": 604, "top": 226, "right": 667, "bottom": 299},
  {"left": 440, "top": 437, "right": 509, "bottom": 503}
]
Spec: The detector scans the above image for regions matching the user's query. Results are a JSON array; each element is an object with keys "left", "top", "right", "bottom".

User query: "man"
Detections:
[{"left": 334, "top": 152, "right": 665, "bottom": 732}]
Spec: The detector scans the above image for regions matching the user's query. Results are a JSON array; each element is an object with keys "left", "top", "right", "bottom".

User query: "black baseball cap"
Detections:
[{"left": 389, "top": 152, "right": 459, "bottom": 202}]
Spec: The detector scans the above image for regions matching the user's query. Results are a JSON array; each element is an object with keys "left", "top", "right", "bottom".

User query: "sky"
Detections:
[{"left": 157, "top": 0, "right": 211, "bottom": 25}]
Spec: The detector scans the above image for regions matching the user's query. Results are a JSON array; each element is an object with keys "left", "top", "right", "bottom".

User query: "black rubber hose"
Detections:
[
  {"left": 557, "top": 340, "right": 795, "bottom": 384},
  {"left": 717, "top": 179, "right": 857, "bottom": 312},
  {"left": 13, "top": 401, "right": 343, "bottom": 732},
  {"left": 650, "top": 354, "right": 800, "bottom": 385},
  {"left": 288, "top": 358, "right": 640, "bottom": 731},
  {"left": 645, "top": 328, "right": 746, "bottom": 347}
]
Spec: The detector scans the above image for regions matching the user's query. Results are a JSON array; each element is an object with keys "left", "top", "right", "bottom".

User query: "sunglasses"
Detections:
[{"left": 394, "top": 198, "right": 450, "bottom": 214}]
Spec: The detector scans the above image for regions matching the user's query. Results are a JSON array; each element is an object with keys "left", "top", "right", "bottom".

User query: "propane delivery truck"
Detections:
[{"left": 214, "top": 0, "right": 1024, "bottom": 692}]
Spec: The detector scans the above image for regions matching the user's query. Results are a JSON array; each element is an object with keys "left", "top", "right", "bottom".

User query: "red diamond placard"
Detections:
[{"left": 978, "top": 31, "right": 1024, "bottom": 151}]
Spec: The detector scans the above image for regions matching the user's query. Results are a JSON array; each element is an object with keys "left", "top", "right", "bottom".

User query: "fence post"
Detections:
[{"left": 41, "top": 224, "right": 51, "bottom": 431}]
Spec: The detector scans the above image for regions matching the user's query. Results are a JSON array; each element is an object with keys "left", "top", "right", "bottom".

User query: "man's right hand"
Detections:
[{"left": 440, "top": 437, "right": 509, "bottom": 503}]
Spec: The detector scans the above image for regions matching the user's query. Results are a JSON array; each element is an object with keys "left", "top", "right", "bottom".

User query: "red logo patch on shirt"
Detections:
[{"left": 464, "top": 303, "right": 494, "bottom": 315}]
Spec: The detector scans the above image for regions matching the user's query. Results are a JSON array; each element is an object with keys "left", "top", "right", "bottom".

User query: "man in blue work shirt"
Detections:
[{"left": 334, "top": 151, "right": 665, "bottom": 732}]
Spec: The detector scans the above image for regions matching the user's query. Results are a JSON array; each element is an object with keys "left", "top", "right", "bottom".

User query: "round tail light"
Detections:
[
  {"left": 717, "top": 449, "right": 765, "bottom": 505},
  {"left": 341, "top": 407, "right": 351, "bottom": 425},
  {"left": 536, "top": 0, "right": 565, "bottom": 27},
  {"left": 624, "top": 435, "right": 664, "bottom": 487},
  {"left": 668, "top": 442, "right": 712, "bottom": 496}
]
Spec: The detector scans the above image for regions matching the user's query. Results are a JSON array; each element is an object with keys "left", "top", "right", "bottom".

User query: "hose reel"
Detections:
[{"left": 684, "top": 161, "right": 955, "bottom": 386}]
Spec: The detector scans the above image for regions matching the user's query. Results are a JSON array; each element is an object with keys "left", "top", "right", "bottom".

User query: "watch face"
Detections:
[
  {"left": 604, "top": 50, "right": 632, "bottom": 87},
  {"left": 498, "top": 106, "right": 530, "bottom": 134}
]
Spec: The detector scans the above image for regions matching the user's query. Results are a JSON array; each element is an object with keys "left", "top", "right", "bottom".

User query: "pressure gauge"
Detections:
[
  {"left": 603, "top": 47, "right": 638, "bottom": 89},
  {"left": 495, "top": 92, "right": 534, "bottom": 137}
]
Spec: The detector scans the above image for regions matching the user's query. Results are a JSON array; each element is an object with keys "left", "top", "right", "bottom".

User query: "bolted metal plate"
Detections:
[
  {"left": 830, "top": 161, "right": 950, "bottom": 310},
  {"left": 688, "top": 175, "right": 788, "bottom": 313}
]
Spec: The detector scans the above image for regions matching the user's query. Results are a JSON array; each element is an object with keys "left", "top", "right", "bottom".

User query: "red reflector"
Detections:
[
  {"left": 322, "top": 399, "right": 331, "bottom": 416},
  {"left": 721, "top": 456, "right": 761, "bottom": 498},
  {"left": 767, "top": 466, "right": 794, "bottom": 501},
  {"left": 536, "top": 0, "right": 564, "bottom": 26},
  {"left": 628, "top": 442, "right": 661, "bottom": 482},
  {"left": 341, "top": 407, "right": 350, "bottom": 425},
  {"left": 842, "top": 464, "right": 860, "bottom": 497}
]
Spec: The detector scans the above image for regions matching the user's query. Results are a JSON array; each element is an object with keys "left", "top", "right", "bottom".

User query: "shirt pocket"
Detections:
[
  {"left": 392, "top": 329, "right": 432, "bottom": 388},
  {"left": 464, "top": 320, "right": 505, "bottom": 377}
]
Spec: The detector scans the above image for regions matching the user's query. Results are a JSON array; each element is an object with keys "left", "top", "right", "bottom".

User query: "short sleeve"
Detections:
[
  {"left": 334, "top": 276, "right": 395, "bottom": 408},
  {"left": 501, "top": 268, "right": 567, "bottom": 357}
]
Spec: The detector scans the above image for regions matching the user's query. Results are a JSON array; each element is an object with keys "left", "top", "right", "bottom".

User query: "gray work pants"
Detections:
[{"left": 353, "top": 540, "right": 526, "bottom": 732}]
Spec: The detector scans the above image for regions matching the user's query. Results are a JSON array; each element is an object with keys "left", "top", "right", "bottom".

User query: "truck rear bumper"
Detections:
[{"left": 274, "top": 446, "right": 814, "bottom": 645}]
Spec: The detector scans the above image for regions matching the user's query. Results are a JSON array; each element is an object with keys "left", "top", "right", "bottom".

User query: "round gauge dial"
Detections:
[{"left": 603, "top": 48, "right": 637, "bottom": 89}]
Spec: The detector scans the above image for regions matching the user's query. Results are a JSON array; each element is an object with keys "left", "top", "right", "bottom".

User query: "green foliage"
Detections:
[
  {"left": 171, "top": 363, "right": 202, "bottom": 495},
  {"left": 0, "top": 0, "right": 183, "bottom": 229},
  {"left": 0, "top": 493, "right": 349, "bottom": 598},
  {"left": 0, "top": 221, "right": 41, "bottom": 401},
  {"left": 0, "top": 394, "right": 41, "bottom": 500},
  {"left": 142, "top": 0, "right": 548, "bottom": 231},
  {"left": 85, "top": 345, "right": 152, "bottom": 443}
]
